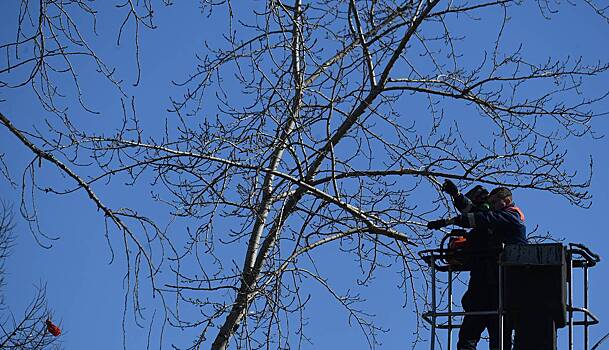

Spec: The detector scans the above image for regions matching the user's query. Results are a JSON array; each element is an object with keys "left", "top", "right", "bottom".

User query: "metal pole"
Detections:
[
  {"left": 584, "top": 265, "right": 589, "bottom": 350},
  {"left": 448, "top": 268, "right": 453, "bottom": 350},
  {"left": 568, "top": 255, "right": 574, "bottom": 350},
  {"left": 498, "top": 262, "right": 504, "bottom": 350},
  {"left": 431, "top": 256, "right": 436, "bottom": 350}
]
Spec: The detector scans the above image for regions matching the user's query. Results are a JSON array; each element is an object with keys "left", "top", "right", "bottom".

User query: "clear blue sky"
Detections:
[{"left": 1, "top": 2, "right": 608, "bottom": 349}]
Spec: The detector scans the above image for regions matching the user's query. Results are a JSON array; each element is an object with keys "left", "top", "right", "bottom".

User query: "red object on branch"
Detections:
[{"left": 46, "top": 319, "right": 61, "bottom": 336}]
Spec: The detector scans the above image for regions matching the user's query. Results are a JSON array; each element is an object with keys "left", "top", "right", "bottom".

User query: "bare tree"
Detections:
[
  {"left": 0, "top": 201, "right": 60, "bottom": 349},
  {"left": 1, "top": 0, "right": 608, "bottom": 349}
]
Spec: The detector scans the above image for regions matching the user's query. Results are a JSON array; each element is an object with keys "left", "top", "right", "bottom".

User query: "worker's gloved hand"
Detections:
[
  {"left": 441, "top": 179, "right": 459, "bottom": 197},
  {"left": 427, "top": 219, "right": 448, "bottom": 230}
]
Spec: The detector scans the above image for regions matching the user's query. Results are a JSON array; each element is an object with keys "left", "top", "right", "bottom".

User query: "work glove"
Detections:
[
  {"left": 427, "top": 219, "right": 448, "bottom": 230},
  {"left": 441, "top": 179, "right": 459, "bottom": 197}
]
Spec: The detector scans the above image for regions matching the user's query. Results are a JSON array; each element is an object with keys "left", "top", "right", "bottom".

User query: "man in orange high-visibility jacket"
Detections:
[{"left": 428, "top": 187, "right": 527, "bottom": 350}]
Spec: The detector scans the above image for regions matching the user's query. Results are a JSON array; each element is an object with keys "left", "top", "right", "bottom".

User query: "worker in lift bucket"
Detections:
[{"left": 428, "top": 184, "right": 527, "bottom": 350}]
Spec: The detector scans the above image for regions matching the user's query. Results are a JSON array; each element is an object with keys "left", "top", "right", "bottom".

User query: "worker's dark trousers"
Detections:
[{"left": 457, "top": 284, "right": 513, "bottom": 350}]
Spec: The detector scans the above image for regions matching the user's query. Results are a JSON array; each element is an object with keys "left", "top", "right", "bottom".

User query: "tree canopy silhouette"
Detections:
[{"left": 1, "top": 1, "right": 608, "bottom": 349}]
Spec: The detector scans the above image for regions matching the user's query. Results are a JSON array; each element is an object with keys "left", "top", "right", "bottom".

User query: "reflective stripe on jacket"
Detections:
[{"left": 455, "top": 203, "right": 527, "bottom": 245}]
